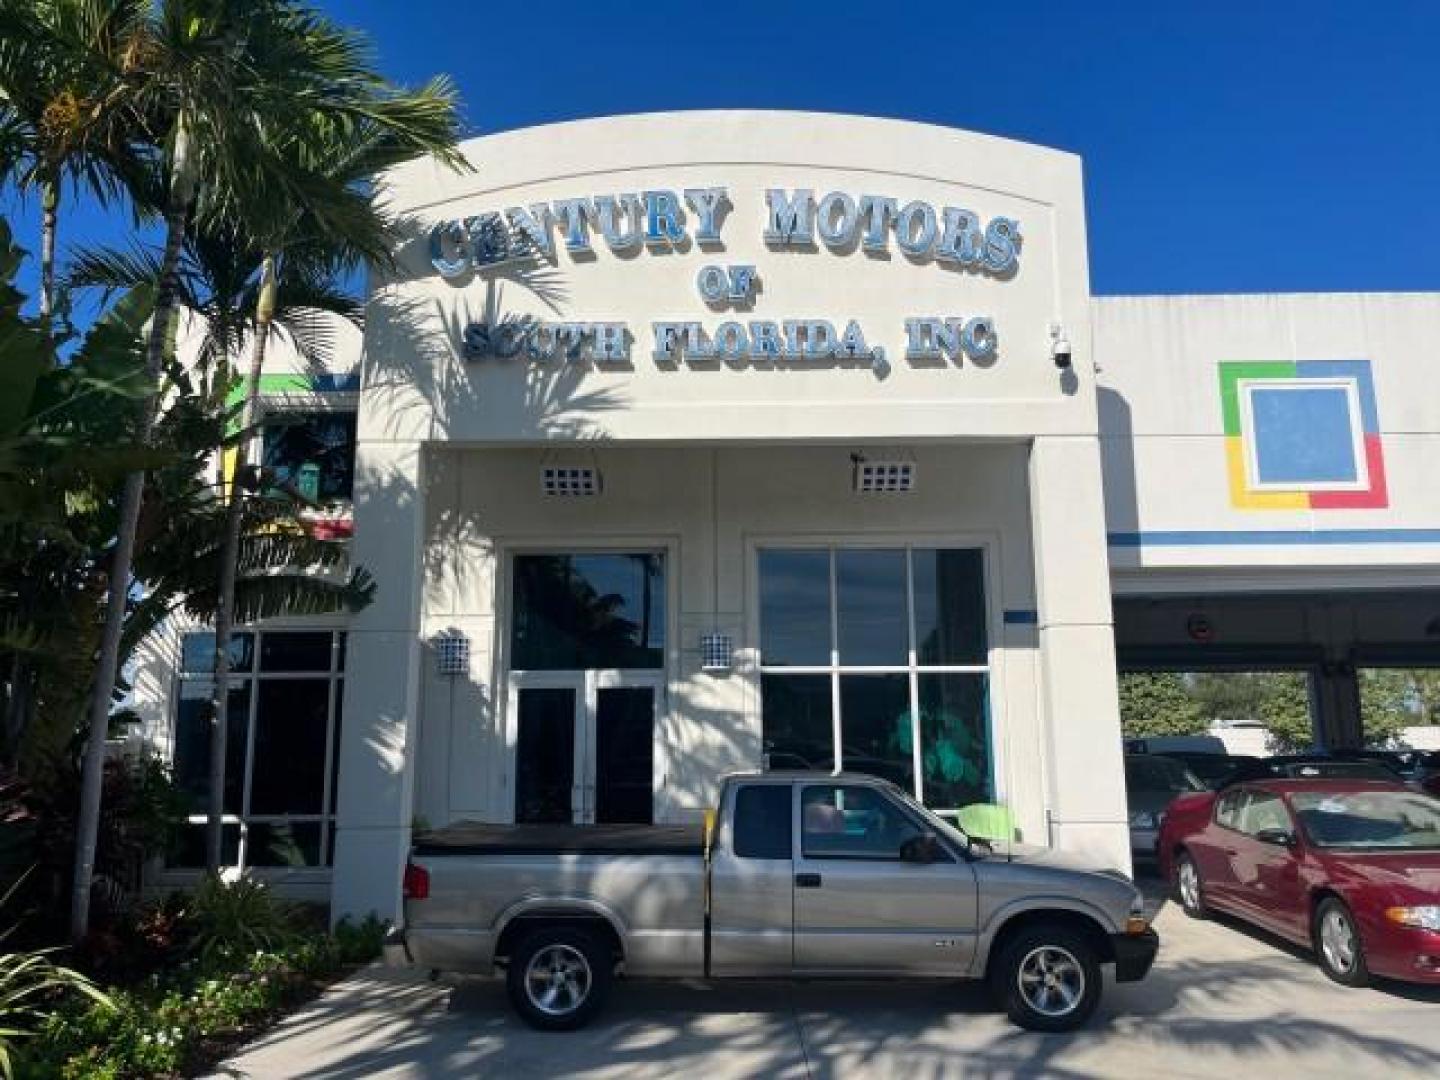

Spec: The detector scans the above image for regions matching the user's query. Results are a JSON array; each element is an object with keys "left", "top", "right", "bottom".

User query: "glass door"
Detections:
[
  {"left": 511, "top": 673, "right": 661, "bottom": 824},
  {"left": 514, "top": 683, "right": 583, "bottom": 824}
]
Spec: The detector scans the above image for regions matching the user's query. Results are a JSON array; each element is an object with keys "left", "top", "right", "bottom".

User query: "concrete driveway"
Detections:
[{"left": 213, "top": 890, "right": 1440, "bottom": 1079}]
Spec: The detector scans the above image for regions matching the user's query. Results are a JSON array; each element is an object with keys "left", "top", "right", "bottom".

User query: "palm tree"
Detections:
[
  {"left": 73, "top": 214, "right": 371, "bottom": 869},
  {"left": 0, "top": 0, "right": 148, "bottom": 323},
  {"left": 71, "top": 0, "right": 465, "bottom": 940}
]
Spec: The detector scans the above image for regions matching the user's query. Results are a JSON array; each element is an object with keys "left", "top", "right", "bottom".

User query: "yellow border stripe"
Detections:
[{"left": 1226, "top": 437, "right": 1307, "bottom": 509}]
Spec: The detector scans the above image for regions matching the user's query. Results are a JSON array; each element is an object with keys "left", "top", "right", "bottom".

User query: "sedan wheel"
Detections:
[
  {"left": 1314, "top": 898, "right": 1369, "bottom": 988},
  {"left": 1175, "top": 852, "right": 1206, "bottom": 918}
]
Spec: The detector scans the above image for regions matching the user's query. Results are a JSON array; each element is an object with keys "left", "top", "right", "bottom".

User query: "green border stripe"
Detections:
[{"left": 1218, "top": 361, "right": 1296, "bottom": 436}]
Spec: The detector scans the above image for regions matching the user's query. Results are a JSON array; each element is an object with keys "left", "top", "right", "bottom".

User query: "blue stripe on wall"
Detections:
[
  {"left": 1003, "top": 609, "right": 1039, "bottom": 624},
  {"left": 1109, "top": 529, "right": 1440, "bottom": 548}
]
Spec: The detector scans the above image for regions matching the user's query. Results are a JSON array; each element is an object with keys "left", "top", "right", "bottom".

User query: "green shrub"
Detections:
[
  {"left": 189, "top": 875, "right": 299, "bottom": 964},
  {"left": 331, "top": 914, "right": 385, "bottom": 966}
]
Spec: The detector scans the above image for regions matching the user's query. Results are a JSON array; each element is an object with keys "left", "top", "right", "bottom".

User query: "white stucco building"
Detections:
[{"left": 132, "top": 112, "right": 1440, "bottom": 921}]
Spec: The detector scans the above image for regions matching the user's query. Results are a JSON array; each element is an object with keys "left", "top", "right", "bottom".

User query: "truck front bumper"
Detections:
[
  {"left": 383, "top": 926, "right": 413, "bottom": 968},
  {"left": 1111, "top": 928, "right": 1160, "bottom": 983}
]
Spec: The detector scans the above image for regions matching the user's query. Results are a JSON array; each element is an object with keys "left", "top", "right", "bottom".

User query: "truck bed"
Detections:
[{"left": 412, "top": 822, "right": 705, "bottom": 857}]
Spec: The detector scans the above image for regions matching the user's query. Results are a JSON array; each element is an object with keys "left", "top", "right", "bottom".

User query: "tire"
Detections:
[
  {"left": 990, "top": 925, "right": 1103, "bottom": 1033},
  {"left": 506, "top": 926, "right": 613, "bottom": 1031},
  {"left": 1314, "top": 897, "right": 1369, "bottom": 988},
  {"left": 1174, "top": 851, "right": 1207, "bottom": 919}
]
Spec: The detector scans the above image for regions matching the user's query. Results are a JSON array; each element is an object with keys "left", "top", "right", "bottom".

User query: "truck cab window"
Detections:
[
  {"left": 801, "top": 784, "right": 923, "bottom": 860},
  {"left": 733, "top": 784, "right": 792, "bottom": 859}
]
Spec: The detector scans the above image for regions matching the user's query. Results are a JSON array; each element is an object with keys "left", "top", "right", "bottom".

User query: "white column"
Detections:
[
  {"left": 1028, "top": 435, "right": 1130, "bottom": 873},
  {"left": 331, "top": 441, "right": 425, "bottom": 923}
]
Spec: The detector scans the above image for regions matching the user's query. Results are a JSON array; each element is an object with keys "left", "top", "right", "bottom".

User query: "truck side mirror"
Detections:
[{"left": 900, "top": 833, "right": 939, "bottom": 864}]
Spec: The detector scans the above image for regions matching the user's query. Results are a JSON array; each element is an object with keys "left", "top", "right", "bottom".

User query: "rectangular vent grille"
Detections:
[
  {"left": 541, "top": 466, "right": 601, "bottom": 497},
  {"left": 855, "top": 462, "right": 915, "bottom": 493}
]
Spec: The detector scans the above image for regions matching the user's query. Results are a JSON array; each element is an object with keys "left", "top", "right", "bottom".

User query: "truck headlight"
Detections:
[{"left": 1385, "top": 906, "right": 1440, "bottom": 931}]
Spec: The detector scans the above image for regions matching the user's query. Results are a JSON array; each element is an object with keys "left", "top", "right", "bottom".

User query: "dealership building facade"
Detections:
[{"left": 132, "top": 112, "right": 1440, "bottom": 920}]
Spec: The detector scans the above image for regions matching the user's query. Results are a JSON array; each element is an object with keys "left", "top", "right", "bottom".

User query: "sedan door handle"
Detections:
[{"left": 795, "top": 873, "right": 822, "bottom": 888}]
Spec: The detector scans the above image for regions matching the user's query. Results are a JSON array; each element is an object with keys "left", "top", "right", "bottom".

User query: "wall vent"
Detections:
[
  {"left": 854, "top": 460, "right": 916, "bottom": 493},
  {"left": 541, "top": 465, "right": 602, "bottom": 497}
]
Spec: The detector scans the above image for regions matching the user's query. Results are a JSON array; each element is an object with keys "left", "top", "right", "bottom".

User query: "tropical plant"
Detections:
[
  {"left": 0, "top": 873, "right": 112, "bottom": 1079},
  {"left": 74, "top": 0, "right": 465, "bottom": 938},
  {"left": 187, "top": 874, "right": 298, "bottom": 963},
  {"left": 0, "top": 0, "right": 150, "bottom": 322}
]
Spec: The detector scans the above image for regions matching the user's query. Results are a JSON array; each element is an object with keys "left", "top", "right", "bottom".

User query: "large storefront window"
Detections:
[
  {"left": 170, "top": 629, "right": 345, "bottom": 869},
  {"left": 759, "top": 547, "right": 992, "bottom": 812}
]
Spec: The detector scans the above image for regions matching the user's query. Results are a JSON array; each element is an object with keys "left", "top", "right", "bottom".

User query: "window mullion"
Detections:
[
  {"left": 906, "top": 548, "right": 923, "bottom": 804},
  {"left": 828, "top": 548, "right": 841, "bottom": 774}
]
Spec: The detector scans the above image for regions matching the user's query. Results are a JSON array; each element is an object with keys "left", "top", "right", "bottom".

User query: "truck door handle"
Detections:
[{"left": 795, "top": 873, "right": 822, "bottom": 888}]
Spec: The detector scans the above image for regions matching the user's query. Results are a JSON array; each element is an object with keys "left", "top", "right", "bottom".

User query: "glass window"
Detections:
[
  {"left": 1215, "top": 790, "right": 1245, "bottom": 829},
  {"left": 169, "top": 629, "right": 343, "bottom": 870},
  {"left": 259, "top": 631, "right": 334, "bottom": 672},
  {"left": 1292, "top": 790, "right": 1440, "bottom": 850},
  {"left": 758, "top": 550, "right": 830, "bottom": 667},
  {"left": 838, "top": 674, "right": 914, "bottom": 790},
  {"left": 913, "top": 548, "right": 987, "bottom": 665},
  {"left": 247, "top": 822, "right": 325, "bottom": 867},
  {"left": 1237, "top": 793, "right": 1292, "bottom": 837},
  {"left": 261, "top": 411, "right": 356, "bottom": 502},
  {"left": 800, "top": 784, "right": 923, "bottom": 860},
  {"left": 250, "top": 679, "right": 330, "bottom": 815},
  {"left": 180, "top": 632, "right": 254, "bottom": 674},
  {"left": 733, "top": 785, "right": 792, "bottom": 860},
  {"left": 759, "top": 546, "right": 992, "bottom": 812},
  {"left": 172, "top": 682, "right": 249, "bottom": 815},
  {"left": 918, "top": 673, "right": 991, "bottom": 809},
  {"left": 760, "top": 674, "right": 834, "bottom": 771},
  {"left": 510, "top": 553, "right": 665, "bottom": 670},
  {"left": 835, "top": 549, "right": 907, "bottom": 665}
]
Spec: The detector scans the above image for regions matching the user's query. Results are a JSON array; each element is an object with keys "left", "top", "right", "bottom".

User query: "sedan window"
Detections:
[{"left": 1236, "top": 793, "right": 1292, "bottom": 837}]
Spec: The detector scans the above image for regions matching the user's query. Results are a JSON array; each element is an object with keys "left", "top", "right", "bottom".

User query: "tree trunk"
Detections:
[
  {"left": 71, "top": 119, "right": 196, "bottom": 943},
  {"left": 39, "top": 178, "right": 57, "bottom": 326},
  {"left": 206, "top": 253, "right": 277, "bottom": 870}
]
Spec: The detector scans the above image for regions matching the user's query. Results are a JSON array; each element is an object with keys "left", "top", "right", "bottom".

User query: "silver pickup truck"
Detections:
[{"left": 386, "top": 771, "right": 1158, "bottom": 1032}]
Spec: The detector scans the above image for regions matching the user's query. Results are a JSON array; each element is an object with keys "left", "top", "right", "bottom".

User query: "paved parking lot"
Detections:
[{"left": 214, "top": 887, "right": 1440, "bottom": 1079}]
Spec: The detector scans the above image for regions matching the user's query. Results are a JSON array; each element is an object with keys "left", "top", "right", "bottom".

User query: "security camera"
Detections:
[{"left": 1052, "top": 336, "right": 1073, "bottom": 369}]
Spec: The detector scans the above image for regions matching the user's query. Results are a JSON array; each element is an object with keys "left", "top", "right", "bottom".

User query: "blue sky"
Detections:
[{"left": 6, "top": 1, "right": 1438, "bottom": 297}]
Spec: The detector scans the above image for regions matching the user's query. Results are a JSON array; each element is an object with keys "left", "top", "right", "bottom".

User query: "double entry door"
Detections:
[{"left": 510, "top": 671, "right": 661, "bottom": 825}]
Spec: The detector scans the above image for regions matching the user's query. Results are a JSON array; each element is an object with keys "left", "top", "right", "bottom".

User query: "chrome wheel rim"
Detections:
[
  {"left": 1017, "top": 945, "right": 1085, "bottom": 1017},
  {"left": 1178, "top": 858, "right": 1200, "bottom": 910},
  {"left": 1320, "top": 910, "right": 1357, "bottom": 974},
  {"left": 523, "top": 943, "right": 591, "bottom": 1016}
]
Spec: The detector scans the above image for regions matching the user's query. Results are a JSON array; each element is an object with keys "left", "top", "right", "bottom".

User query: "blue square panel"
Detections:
[{"left": 1250, "top": 386, "right": 1357, "bottom": 485}]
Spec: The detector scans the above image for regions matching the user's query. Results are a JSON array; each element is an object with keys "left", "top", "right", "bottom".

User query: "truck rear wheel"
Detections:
[
  {"left": 990, "top": 925, "right": 1102, "bottom": 1033},
  {"left": 506, "top": 926, "right": 612, "bottom": 1031}
]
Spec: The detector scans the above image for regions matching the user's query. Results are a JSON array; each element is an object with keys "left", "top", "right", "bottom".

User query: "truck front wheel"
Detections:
[
  {"left": 990, "top": 925, "right": 1102, "bottom": 1033},
  {"left": 507, "top": 926, "right": 613, "bottom": 1031}
]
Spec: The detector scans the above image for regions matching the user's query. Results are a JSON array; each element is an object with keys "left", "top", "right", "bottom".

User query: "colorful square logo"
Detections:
[{"left": 1218, "top": 360, "right": 1387, "bottom": 510}]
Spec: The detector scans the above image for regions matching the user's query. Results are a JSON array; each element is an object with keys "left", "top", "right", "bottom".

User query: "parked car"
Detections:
[
  {"left": 1125, "top": 754, "right": 1205, "bottom": 862},
  {"left": 1154, "top": 751, "right": 1263, "bottom": 790},
  {"left": 1125, "top": 735, "right": 1228, "bottom": 756},
  {"left": 1158, "top": 778, "right": 1440, "bottom": 986},
  {"left": 1335, "top": 749, "right": 1440, "bottom": 797},
  {"left": 1260, "top": 755, "right": 1405, "bottom": 783},
  {"left": 388, "top": 771, "right": 1158, "bottom": 1032}
]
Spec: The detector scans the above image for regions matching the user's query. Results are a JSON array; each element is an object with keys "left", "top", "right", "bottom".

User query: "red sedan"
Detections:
[{"left": 1158, "top": 778, "right": 1440, "bottom": 986}]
